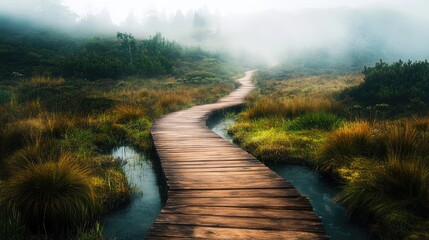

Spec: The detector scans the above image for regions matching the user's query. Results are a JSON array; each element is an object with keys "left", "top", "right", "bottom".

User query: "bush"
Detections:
[
  {"left": 3, "top": 154, "right": 99, "bottom": 236},
  {"left": 179, "top": 71, "right": 223, "bottom": 84},
  {"left": 289, "top": 112, "right": 343, "bottom": 131},
  {"left": 342, "top": 60, "right": 429, "bottom": 115}
]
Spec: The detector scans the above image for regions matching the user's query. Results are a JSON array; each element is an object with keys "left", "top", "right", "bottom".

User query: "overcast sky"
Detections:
[{"left": 60, "top": 0, "right": 427, "bottom": 24}]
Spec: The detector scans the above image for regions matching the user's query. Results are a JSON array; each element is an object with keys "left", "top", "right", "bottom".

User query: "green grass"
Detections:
[
  {"left": 61, "top": 128, "right": 99, "bottom": 159},
  {"left": 242, "top": 96, "right": 341, "bottom": 119},
  {"left": 288, "top": 112, "right": 343, "bottom": 131},
  {"left": 229, "top": 117, "right": 326, "bottom": 164}
]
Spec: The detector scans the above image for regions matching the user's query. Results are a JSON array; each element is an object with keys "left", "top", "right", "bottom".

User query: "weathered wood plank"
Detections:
[
  {"left": 146, "top": 71, "right": 327, "bottom": 239},
  {"left": 147, "top": 224, "right": 328, "bottom": 239},
  {"left": 161, "top": 206, "right": 320, "bottom": 220},
  {"left": 154, "top": 213, "right": 324, "bottom": 232},
  {"left": 164, "top": 197, "right": 313, "bottom": 210},
  {"left": 167, "top": 189, "right": 301, "bottom": 198}
]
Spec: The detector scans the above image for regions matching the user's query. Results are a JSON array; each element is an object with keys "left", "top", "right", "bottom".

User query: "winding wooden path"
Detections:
[{"left": 147, "top": 71, "right": 328, "bottom": 239}]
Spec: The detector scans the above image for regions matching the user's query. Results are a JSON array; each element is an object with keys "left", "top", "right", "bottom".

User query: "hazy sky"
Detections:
[{"left": 60, "top": 0, "right": 419, "bottom": 24}]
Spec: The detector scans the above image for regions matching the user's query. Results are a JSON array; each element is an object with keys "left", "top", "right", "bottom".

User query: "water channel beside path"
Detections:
[{"left": 208, "top": 112, "right": 371, "bottom": 240}]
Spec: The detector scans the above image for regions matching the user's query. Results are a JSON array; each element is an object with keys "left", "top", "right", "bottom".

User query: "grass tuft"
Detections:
[
  {"left": 335, "top": 156, "right": 429, "bottom": 238},
  {"left": 320, "top": 121, "right": 374, "bottom": 171},
  {"left": 113, "top": 105, "right": 145, "bottom": 123},
  {"left": 3, "top": 154, "right": 99, "bottom": 235}
]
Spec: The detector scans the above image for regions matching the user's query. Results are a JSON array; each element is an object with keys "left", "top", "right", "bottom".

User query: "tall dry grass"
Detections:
[
  {"left": 3, "top": 154, "right": 99, "bottom": 235},
  {"left": 242, "top": 95, "right": 342, "bottom": 119},
  {"left": 28, "top": 76, "right": 65, "bottom": 87},
  {"left": 113, "top": 105, "right": 145, "bottom": 123},
  {"left": 336, "top": 156, "right": 429, "bottom": 227},
  {"left": 319, "top": 121, "right": 375, "bottom": 170},
  {"left": 154, "top": 89, "right": 192, "bottom": 114}
]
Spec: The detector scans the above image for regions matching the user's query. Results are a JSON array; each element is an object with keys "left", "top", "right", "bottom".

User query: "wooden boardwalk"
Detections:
[{"left": 147, "top": 71, "right": 328, "bottom": 239}]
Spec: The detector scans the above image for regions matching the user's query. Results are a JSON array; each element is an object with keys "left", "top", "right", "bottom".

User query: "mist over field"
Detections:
[{"left": 1, "top": 0, "right": 429, "bottom": 69}]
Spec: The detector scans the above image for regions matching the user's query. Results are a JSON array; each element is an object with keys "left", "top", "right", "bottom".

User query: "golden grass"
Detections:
[
  {"left": 0, "top": 74, "right": 238, "bottom": 237},
  {"left": 28, "top": 76, "right": 65, "bottom": 87},
  {"left": 242, "top": 95, "right": 342, "bottom": 119},
  {"left": 154, "top": 90, "right": 193, "bottom": 114},
  {"left": 40, "top": 112, "right": 82, "bottom": 137},
  {"left": 258, "top": 74, "right": 363, "bottom": 98},
  {"left": 410, "top": 117, "right": 429, "bottom": 133},
  {"left": 113, "top": 105, "right": 145, "bottom": 123}
]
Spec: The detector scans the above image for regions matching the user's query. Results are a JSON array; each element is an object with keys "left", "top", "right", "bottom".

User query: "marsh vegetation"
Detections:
[
  {"left": 229, "top": 62, "right": 429, "bottom": 239},
  {"left": 0, "top": 17, "right": 241, "bottom": 238}
]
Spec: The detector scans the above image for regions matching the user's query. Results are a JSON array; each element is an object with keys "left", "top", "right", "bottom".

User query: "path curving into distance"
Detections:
[{"left": 147, "top": 71, "right": 328, "bottom": 239}]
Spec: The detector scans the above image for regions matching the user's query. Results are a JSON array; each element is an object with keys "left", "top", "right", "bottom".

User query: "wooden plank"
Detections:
[
  {"left": 167, "top": 189, "right": 301, "bottom": 198},
  {"left": 164, "top": 197, "right": 313, "bottom": 210},
  {"left": 161, "top": 206, "right": 320, "bottom": 220},
  {"left": 147, "top": 224, "right": 328, "bottom": 239},
  {"left": 154, "top": 213, "right": 324, "bottom": 232},
  {"left": 146, "top": 71, "right": 326, "bottom": 239}
]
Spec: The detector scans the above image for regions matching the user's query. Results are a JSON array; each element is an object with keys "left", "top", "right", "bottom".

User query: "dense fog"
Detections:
[{"left": 1, "top": 0, "right": 428, "bottom": 69}]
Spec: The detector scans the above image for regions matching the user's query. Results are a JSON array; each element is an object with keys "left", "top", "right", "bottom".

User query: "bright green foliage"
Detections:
[
  {"left": 228, "top": 117, "right": 326, "bottom": 164},
  {"left": 289, "top": 112, "right": 343, "bottom": 131}
]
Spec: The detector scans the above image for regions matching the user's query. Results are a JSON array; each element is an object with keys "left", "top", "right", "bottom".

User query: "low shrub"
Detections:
[{"left": 179, "top": 71, "right": 223, "bottom": 84}]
